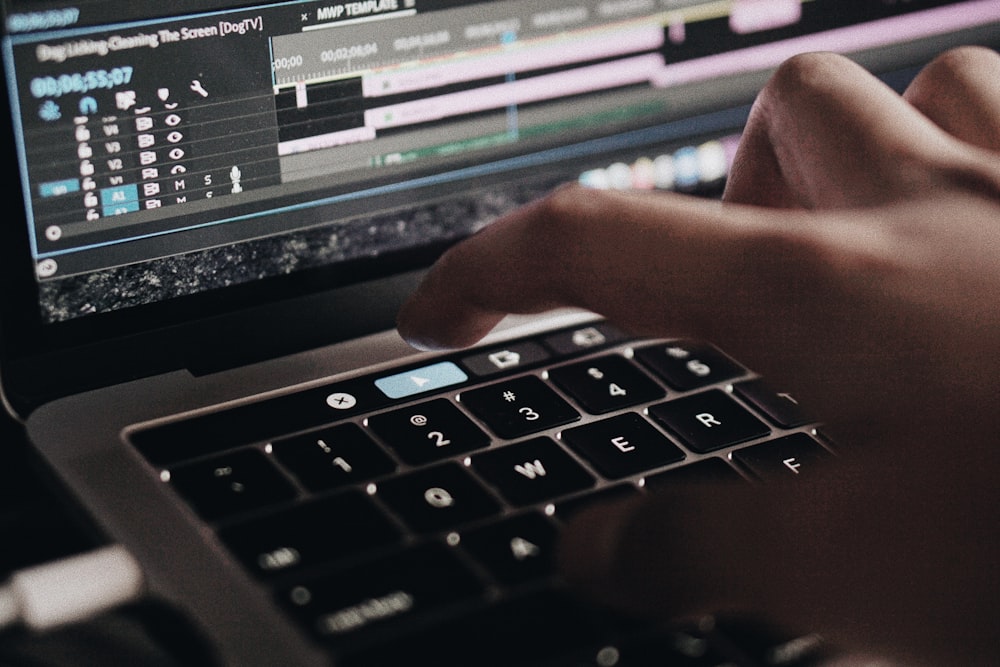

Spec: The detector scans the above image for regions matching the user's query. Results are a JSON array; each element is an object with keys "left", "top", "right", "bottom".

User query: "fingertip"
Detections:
[
  {"left": 395, "top": 302, "right": 459, "bottom": 351},
  {"left": 396, "top": 301, "right": 448, "bottom": 351},
  {"left": 396, "top": 289, "right": 504, "bottom": 351},
  {"left": 395, "top": 329, "right": 448, "bottom": 353}
]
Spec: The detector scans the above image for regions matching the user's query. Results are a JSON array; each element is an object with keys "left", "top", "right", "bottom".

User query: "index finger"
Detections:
[
  {"left": 396, "top": 184, "right": 1000, "bottom": 446},
  {"left": 396, "top": 185, "right": 802, "bottom": 350},
  {"left": 396, "top": 185, "right": 866, "bottom": 427}
]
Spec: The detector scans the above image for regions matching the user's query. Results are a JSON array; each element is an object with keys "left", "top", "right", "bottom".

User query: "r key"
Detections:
[{"left": 648, "top": 390, "right": 770, "bottom": 453}]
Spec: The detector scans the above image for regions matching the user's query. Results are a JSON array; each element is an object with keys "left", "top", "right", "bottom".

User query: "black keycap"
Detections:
[
  {"left": 548, "top": 355, "right": 665, "bottom": 414},
  {"left": 561, "top": 413, "right": 685, "bottom": 480},
  {"left": 635, "top": 340, "right": 744, "bottom": 391},
  {"left": 733, "top": 379, "right": 815, "bottom": 428},
  {"left": 168, "top": 449, "right": 297, "bottom": 522},
  {"left": 461, "top": 341, "right": 551, "bottom": 377},
  {"left": 731, "top": 433, "right": 831, "bottom": 482},
  {"left": 366, "top": 399, "right": 490, "bottom": 465},
  {"left": 648, "top": 390, "right": 770, "bottom": 453},
  {"left": 460, "top": 375, "right": 580, "bottom": 438},
  {"left": 281, "top": 543, "right": 483, "bottom": 644},
  {"left": 460, "top": 512, "right": 559, "bottom": 586},
  {"left": 376, "top": 463, "right": 501, "bottom": 533},
  {"left": 472, "top": 438, "right": 595, "bottom": 506},
  {"left": 270, "top": 423, "right": 396, "bottom": 492},
  {"left": 217, "top": 491, "right": 400, "bottom": 578},
  {"left": 643, "top": 457, "right": 746, "bottom": 491}
]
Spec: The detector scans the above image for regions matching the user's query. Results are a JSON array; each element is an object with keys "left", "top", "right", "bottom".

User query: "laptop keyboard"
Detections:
[{"left": 130, "top": 322, "right": 833, "bottom": 667}]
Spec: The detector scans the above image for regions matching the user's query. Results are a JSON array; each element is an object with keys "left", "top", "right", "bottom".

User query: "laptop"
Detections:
[{"left": 2, "top": 0, "right": 997, "bottom": 664}]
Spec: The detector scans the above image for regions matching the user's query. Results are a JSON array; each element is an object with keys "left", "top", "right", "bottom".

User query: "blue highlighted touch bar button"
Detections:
[{"left": 374, "top": 361, "right": 468, "bottom": 399}]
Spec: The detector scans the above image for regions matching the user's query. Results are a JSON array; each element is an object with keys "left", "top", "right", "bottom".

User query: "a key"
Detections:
[
  {"left": 280, "top": 543, "right": 483, "bottom": 645},
  {"left": 635, "top": 340, "right": 744, "bottom": 391},
  {"left": 217, "top": 490, "right": 401, "bottom": 578},
  {"left": 367, "top": 398, "right": 490, "bottom": 465},
  {"left": 548, "top": 355, "right": 665, "bottom": 414},
  {"left": 270, "top": 423, "right": 396, "bottom": 492},
  {"left": 648, "top": 390, "right": 770, "bottom": 454},
  {"left": 733, "top": 379, "right": 814, "bottom": 428},
  {"left": 460, "top": 375, "right": 579, "bottom": 439},
  {"left": 376, "top": 462, "right": 501, "bottom": 533},
  {"left": 168, "top": 448, "right": 297, "bottom": 521},
  {"left": 459, "top": 512, "right": 559, "bottom": 585},
  {"left": 472, "top": 437, "right": 594, "bottom": 506},
  {"left": 731, "top": 433, "right": 831, "bottom": 482},
  {"left": 561, "top": 412, "right": 685, "bottom": 479}
]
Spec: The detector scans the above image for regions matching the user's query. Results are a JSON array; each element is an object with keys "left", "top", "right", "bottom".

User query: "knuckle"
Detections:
[
  {"left": 536, "top": 183, "right": 590, "bottom": 217},
  {"left": 532, "top": 183, "right": 606, "bottom": 234},
  {"left": 906, "top": 46, "right": 1000, "bottom": 113},
  {"left": 765, "top": 51, "right": 854, "bottom": 98},
  {"left": 921, "top": 45, "right": 1000, "bottom": 84}
]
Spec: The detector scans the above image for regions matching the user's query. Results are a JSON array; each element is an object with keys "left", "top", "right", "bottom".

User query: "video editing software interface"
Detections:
[{"left": 1, "top": 0, "right": 986, "bottom": 322}]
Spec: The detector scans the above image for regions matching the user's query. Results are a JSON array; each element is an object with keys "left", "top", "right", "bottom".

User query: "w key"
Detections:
[{"left": 472, "top": 438, "right": 594, "bottom": 506}]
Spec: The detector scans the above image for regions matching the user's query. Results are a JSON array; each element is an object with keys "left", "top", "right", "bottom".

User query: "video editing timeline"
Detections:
[
  {"left": 4, "top": 0, "right": 985, "bottom": 322},
  {"left": 14, "top": 0, "right": 760, "bottom": 285}
]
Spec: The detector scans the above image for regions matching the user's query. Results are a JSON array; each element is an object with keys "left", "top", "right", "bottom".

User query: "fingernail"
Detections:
[
  {"left": 395, "top": 302, "right": 443, "bottom": 351},
  {"left": 395, "top": 318, "right": 444, "bottom": 351},
  {"left": 397, "top": 331, "right": 446, "bottom": 352}
]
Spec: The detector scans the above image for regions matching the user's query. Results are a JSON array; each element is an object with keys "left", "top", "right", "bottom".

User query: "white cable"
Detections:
[{"left": 0, "top": 544, "right": 144, "bottom": 632}]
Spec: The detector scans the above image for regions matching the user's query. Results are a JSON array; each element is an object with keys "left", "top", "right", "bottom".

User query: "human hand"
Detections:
[{"left": 396, "top": 48, "right": 1000, "bottom": 665}]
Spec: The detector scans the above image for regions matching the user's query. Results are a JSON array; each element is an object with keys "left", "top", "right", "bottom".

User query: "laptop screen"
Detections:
[
  {"left": 1, "top": 0, "right": 997, "bottom": 348},
  {"left": 3, "top": 0, "right": 982, "bottom": 322}
]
